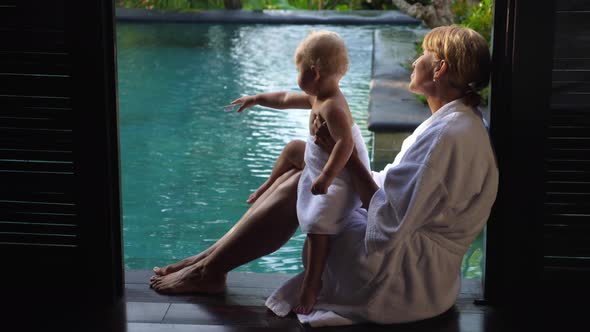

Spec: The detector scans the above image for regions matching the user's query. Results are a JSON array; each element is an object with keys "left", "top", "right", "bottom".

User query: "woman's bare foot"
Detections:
[
  {"left": 246, "top": 180, "right": 272, "bottom": 204},
  {"left": 293, "top": 280, "right": 322, "bottom": 315},
  {"left": 150, "top": 264, "right": 226, "bottom": 295},
  {"left": 152, "top": 251, "right": 210, "bottom": 277}
]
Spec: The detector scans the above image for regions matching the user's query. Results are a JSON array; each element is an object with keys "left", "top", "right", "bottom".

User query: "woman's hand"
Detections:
[
  {"left": 312, "top": 116, "right": 336, "bottom": 153},
  {"left": 230, "top": 95, "right": 257, "bottom": 113},
  {"left": 313, "top": 115, "right": 358, "bottom": 160}
]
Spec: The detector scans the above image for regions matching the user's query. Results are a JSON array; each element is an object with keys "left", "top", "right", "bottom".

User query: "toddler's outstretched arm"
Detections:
[
  {"left": 230, "top": 92, "right": 310, "bottom": 203},
  {"left": 231, "top": 92, "right": 313, "bottom": 112}
]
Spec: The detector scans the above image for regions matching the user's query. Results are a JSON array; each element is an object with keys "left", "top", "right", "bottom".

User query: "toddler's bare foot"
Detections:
[
  {"left": 150, "top": 264, "right": 226, "bottom": 295},
  {"left": 151, "top": 251, "right": 209, "bottom": 277},
  {"left": 246, "top": 180, "right": 272, "bottom": 204},
  {"left": 293, "top": 281, "right": 322, "bottom": 315}
]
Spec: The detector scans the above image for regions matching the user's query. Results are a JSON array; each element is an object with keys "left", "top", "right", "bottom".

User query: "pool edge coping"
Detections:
[
  {"left": 368, "top": 29, "right": 430, "bottom": 133},
  {"left": 115, "top": 8, "right": 422, "bottom": 25}
]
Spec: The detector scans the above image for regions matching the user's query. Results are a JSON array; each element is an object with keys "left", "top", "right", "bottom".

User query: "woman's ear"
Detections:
[{"left": 433, "top": 60, "right": 448, "bottom": 81}]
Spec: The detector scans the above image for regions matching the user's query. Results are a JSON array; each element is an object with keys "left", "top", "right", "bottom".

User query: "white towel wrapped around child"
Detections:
[{"left": 296, "top": 124, "right": 371, "bottom": 235}]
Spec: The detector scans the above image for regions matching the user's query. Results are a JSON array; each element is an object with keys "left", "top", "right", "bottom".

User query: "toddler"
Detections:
[{"left": 229, "top": 30, "right": 370, "bottom": 315}]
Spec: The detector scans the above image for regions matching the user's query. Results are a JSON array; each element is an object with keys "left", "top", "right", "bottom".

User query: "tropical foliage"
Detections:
[
  {"left": 116, "top": 0, "right": 223, "bottom": 10},
  {"left": 459, "top": 0, "right": 493, "bottom": 43},
  {"left": 116, "top": 0, "right": 396, "bottom": 10}
]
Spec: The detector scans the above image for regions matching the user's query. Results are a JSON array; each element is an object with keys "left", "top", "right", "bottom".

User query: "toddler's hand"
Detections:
[
  {"left": 230, "top": 95, "right": 257, "bottom": 113},
  {"left": 311, "top": 173, "right": 332, "bottom": 195}
]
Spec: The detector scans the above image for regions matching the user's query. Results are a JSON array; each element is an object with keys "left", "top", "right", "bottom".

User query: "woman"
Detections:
[{"left": 150, "top": 25, "right": 498, "bottom": 326}]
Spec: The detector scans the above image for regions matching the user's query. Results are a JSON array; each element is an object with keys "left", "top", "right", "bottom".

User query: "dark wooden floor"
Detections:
[
  {"left": 124, "top": 270, "right": 506, "bottom": 331},
  {"left": 14, "top": 269, "right": 584, "bottom": 331}
]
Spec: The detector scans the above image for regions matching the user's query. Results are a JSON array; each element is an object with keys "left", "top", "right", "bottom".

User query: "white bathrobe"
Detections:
[
  {"left": 266, "top": 98, "right": 499, "bottom": 326},
  {"left": 297, "top": 124, "right": 371, "bottom": 235}
]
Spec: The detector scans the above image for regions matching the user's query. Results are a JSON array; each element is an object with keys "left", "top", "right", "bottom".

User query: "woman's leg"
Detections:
[
  {"left": 150, "top": 168, "right": 302, "bottom": 294},
  {"left": 153, "top": 140, "right": 305, "bottom": 276},
  {"left": 152, "top": 183, "right": 277, "bottom": 276},
  {"left": 247, "top": 140, "right": 305, "bottom": 204},
  {"left": 153, "top": 197, "right": 271, "bottom": 276}
]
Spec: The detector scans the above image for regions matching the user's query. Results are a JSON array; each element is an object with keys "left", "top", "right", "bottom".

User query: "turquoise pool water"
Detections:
[
  {"left": 116, "top": 23, "right": 387, "bottom": 273},
  {"left": 116, "top": 22, "right": 483, "bottom": 277}
]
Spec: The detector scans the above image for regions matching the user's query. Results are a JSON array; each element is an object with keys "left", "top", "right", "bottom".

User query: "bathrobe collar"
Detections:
[{"left": 430, "top": 97, "right": 468, "bottom": 120}]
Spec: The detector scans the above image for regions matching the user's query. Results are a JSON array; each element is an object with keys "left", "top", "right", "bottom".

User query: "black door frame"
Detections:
[{"left": 484, "top": 0, "right": 555, "bottom": 306}]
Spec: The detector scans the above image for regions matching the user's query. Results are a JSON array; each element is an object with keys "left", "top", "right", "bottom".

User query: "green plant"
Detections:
[
  {"left": 460, "top": 0, "right": 493, "bottom": 105},
  {"left": 451, "top": 0, "right": 471, "bottom": 23},
  {"left": 117, "top": 0, "right": 225, "bottom": 10},
  {"left": 116, "top": 0, "right": 396, "bottom": 10},
  {"left": 243, "top": 0, "right": 294, "bottom": 10},
  {"left": 479, "top": 85, "right": 490, "bottom": 107},
  {"left": 461, "top": 0, "right": 493, "bottom": 43},
  {"left": 287, "top": 0, "right": 310, "bottom": 8},
  {"left": 414, "top": 94, "right": 427, "bottom": 105}
]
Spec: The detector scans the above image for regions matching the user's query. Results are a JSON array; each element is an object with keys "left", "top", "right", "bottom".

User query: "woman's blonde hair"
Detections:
[
  {"left": 422, "top": 25, "right": 491, "bottom": 106},
  {"left": 294, "top": 30, "right": 349, "bottom": 78}
]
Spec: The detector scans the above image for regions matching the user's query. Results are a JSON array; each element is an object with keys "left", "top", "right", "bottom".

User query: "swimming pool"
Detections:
[{"left": 117, "top": 23, "right": 483, "bottom": 277}]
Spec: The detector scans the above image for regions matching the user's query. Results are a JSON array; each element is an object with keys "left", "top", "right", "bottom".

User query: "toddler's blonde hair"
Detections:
[
  {"left": 423, "top": 25, "right": 490, "bottom": 106},
  {"left": 294, "top": 30, "right": 349, "bottom": 78}
]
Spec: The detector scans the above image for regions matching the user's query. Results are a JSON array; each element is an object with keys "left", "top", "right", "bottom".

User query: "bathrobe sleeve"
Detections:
[
  {"left": 365, "top": 124, "right": 450, "bottom": 254},
  {"left": 366, "top": 162, "right": 448, "bottom": 254}
]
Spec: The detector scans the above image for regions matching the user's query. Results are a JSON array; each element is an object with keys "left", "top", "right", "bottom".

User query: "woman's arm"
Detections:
[
  {"left": 231, "top": 92, "right": 312, "bottom": 112},
  {"left": 314, "top": 120, "right": 379, "bottom": 209},
  {"left": 346, "top": 150, "right": 379, "bottom": 209}
]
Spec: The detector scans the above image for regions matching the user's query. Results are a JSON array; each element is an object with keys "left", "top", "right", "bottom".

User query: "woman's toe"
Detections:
[{"left": 150, "top": 276, "right": 162, "bottom": 287}]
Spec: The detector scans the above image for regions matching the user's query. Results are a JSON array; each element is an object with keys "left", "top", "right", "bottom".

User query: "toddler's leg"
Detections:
[
  {"left": 293, "top": 233, "right": 330, "bottom": 315},
  {"left": 247, "top": 140, "right": 305, "bottom": 204}
]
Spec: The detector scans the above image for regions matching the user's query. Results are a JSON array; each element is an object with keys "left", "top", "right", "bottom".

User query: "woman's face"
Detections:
[{"left": 409, "top": 50, "right": 438, "bottom": 96}]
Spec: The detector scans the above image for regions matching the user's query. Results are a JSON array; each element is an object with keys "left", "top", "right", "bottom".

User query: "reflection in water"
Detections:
[{"left": 117, "top": 23, "right": 424, "bottom": 273}]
